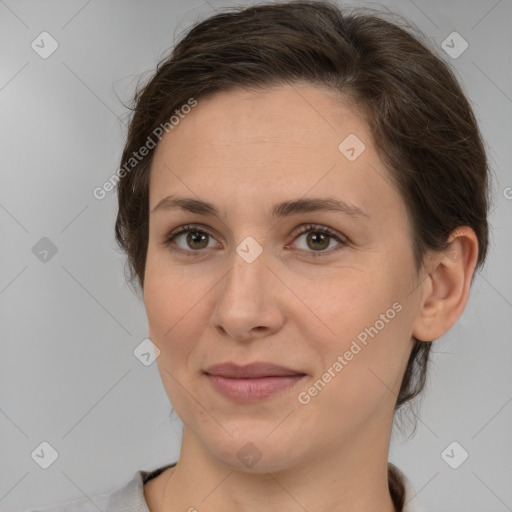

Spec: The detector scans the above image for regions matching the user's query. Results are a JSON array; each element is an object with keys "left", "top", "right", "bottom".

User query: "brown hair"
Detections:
[{"left": 114, "top": 1, "right": 490, "bottom": 507}]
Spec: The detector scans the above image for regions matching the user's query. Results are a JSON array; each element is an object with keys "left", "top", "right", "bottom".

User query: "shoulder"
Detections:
[
  {"left": 21, "top": 491, "right": 111, "bottom": 512},
  {"left": 23, "top": 463, "right": 177, "bottom": 512}
]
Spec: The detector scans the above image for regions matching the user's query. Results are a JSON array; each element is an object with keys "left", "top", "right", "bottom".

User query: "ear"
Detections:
[{"left": 412, "top": 227, "right": 480, "bottom": 342}]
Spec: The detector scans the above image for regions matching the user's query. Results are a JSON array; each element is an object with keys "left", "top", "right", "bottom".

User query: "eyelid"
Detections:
[
  {"left": 290, "top": 223, "right": 347, "bottom": 244},
  {"left": 161, "top": 223, "right": 217, "bottom": 240}
]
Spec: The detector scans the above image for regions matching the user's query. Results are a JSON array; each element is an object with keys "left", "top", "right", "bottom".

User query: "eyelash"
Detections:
[{"left": 162, "top": 223, "right": 348, "bottom": 258}]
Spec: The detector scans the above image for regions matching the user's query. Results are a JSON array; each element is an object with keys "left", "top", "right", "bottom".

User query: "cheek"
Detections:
[
  {"left": 297, "top": 296, "right": 410, "bottom": 434},
  {"left": 299, "top": 265, "right": 396, "bottom": 342},
  {"left": 144, "top": 260, "right": 201, "bottom": 414},
  {"left": 298, "top": 254, "right": 413, "bottom": 392},
  {"left": 143, "top": 249, "right": 212, "bottom": 376},
  {"left": 144, "top": 247, "right": 201, "bottom": 337}
]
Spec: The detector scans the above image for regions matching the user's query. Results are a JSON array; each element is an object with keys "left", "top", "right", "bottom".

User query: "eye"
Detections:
[
  {"left": 162, "top": 224, "right": 221, "bottom": 256},
  {"left": 162, "top": 223, "right": 347, "bottom": 257},
  {"left": 287, "top": 224, "right": 347, "bottom": 257}
]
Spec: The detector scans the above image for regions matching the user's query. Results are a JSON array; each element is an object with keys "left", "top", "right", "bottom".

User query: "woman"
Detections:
[{"left": 30, "top": 1, "right": 489, "bottom": 511}]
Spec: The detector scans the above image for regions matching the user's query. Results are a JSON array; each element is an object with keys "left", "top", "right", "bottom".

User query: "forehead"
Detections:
[
  {"left": 149, "top": 82, "right": 400, "bottom": 221},
  {"left": 155, "top": 83, "right": 366, "bottom": 160}
]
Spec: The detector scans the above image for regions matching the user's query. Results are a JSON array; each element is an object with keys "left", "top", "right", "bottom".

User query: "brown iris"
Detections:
[
  {"left": 187, "top": 231, "right": 209, "bottom": 250},
  {"left": 306, "top": 232, "right": 330, "bottom": 251}
]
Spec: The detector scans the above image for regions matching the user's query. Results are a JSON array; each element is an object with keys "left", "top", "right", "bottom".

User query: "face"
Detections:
[{"left": 144, "top": 82, "right": 423, "bottom": 472}]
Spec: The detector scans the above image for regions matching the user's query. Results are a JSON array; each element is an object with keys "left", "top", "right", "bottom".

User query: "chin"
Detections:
[{"left": 202, "top": 429, "right": 305, "bottom": 474}]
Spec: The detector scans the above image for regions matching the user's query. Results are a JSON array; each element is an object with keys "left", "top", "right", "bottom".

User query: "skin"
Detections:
[{"left": 142, "top": 82, "right": 478, "bottom": 512}]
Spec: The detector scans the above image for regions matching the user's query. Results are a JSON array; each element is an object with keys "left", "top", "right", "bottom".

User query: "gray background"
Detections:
[{"left": 1, "top": 0, "right": 511, "bottom": 510}]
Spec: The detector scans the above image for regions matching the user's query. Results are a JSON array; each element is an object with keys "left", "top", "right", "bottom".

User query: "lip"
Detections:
[
  {"left": 205, "top": 362, "right": 305, "bottom": 378},
  {"left": 204, "top": 362, "right": 306, "bottom": 403}
]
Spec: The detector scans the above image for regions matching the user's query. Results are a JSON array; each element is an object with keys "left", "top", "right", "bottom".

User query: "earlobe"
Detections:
[
  {"left": 411, "top": 271, "right": 436, "bottom": 342},
  {"left": 412, "top": 227, "right": 479, "bottom": 342}
]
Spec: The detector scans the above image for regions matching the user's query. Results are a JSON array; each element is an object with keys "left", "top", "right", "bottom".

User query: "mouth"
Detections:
[{"left": 204, "top": 362, "right": 306, "bottom": 402}]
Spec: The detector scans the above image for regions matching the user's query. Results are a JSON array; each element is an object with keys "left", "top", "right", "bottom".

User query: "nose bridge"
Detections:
[
  {"left": 212, "top": 238, "right": 279, "bottom": 339},
  {"left": 222, "top": 239, "right": 269, "bottom": 309}
]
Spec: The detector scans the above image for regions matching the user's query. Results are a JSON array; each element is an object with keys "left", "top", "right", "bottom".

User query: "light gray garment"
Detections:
[{"left": 26, "top": 462, "right": 426, "bottom": 511}]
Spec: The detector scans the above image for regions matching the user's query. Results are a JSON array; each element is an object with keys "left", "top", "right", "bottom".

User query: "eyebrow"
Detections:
[{"left": 151, "top": 195, "right": 369, "bottom": 220}]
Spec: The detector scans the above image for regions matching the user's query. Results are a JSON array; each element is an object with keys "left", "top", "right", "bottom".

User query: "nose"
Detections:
[{"left": 211, "top": 246, "right": 284, "bottom": 342}]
